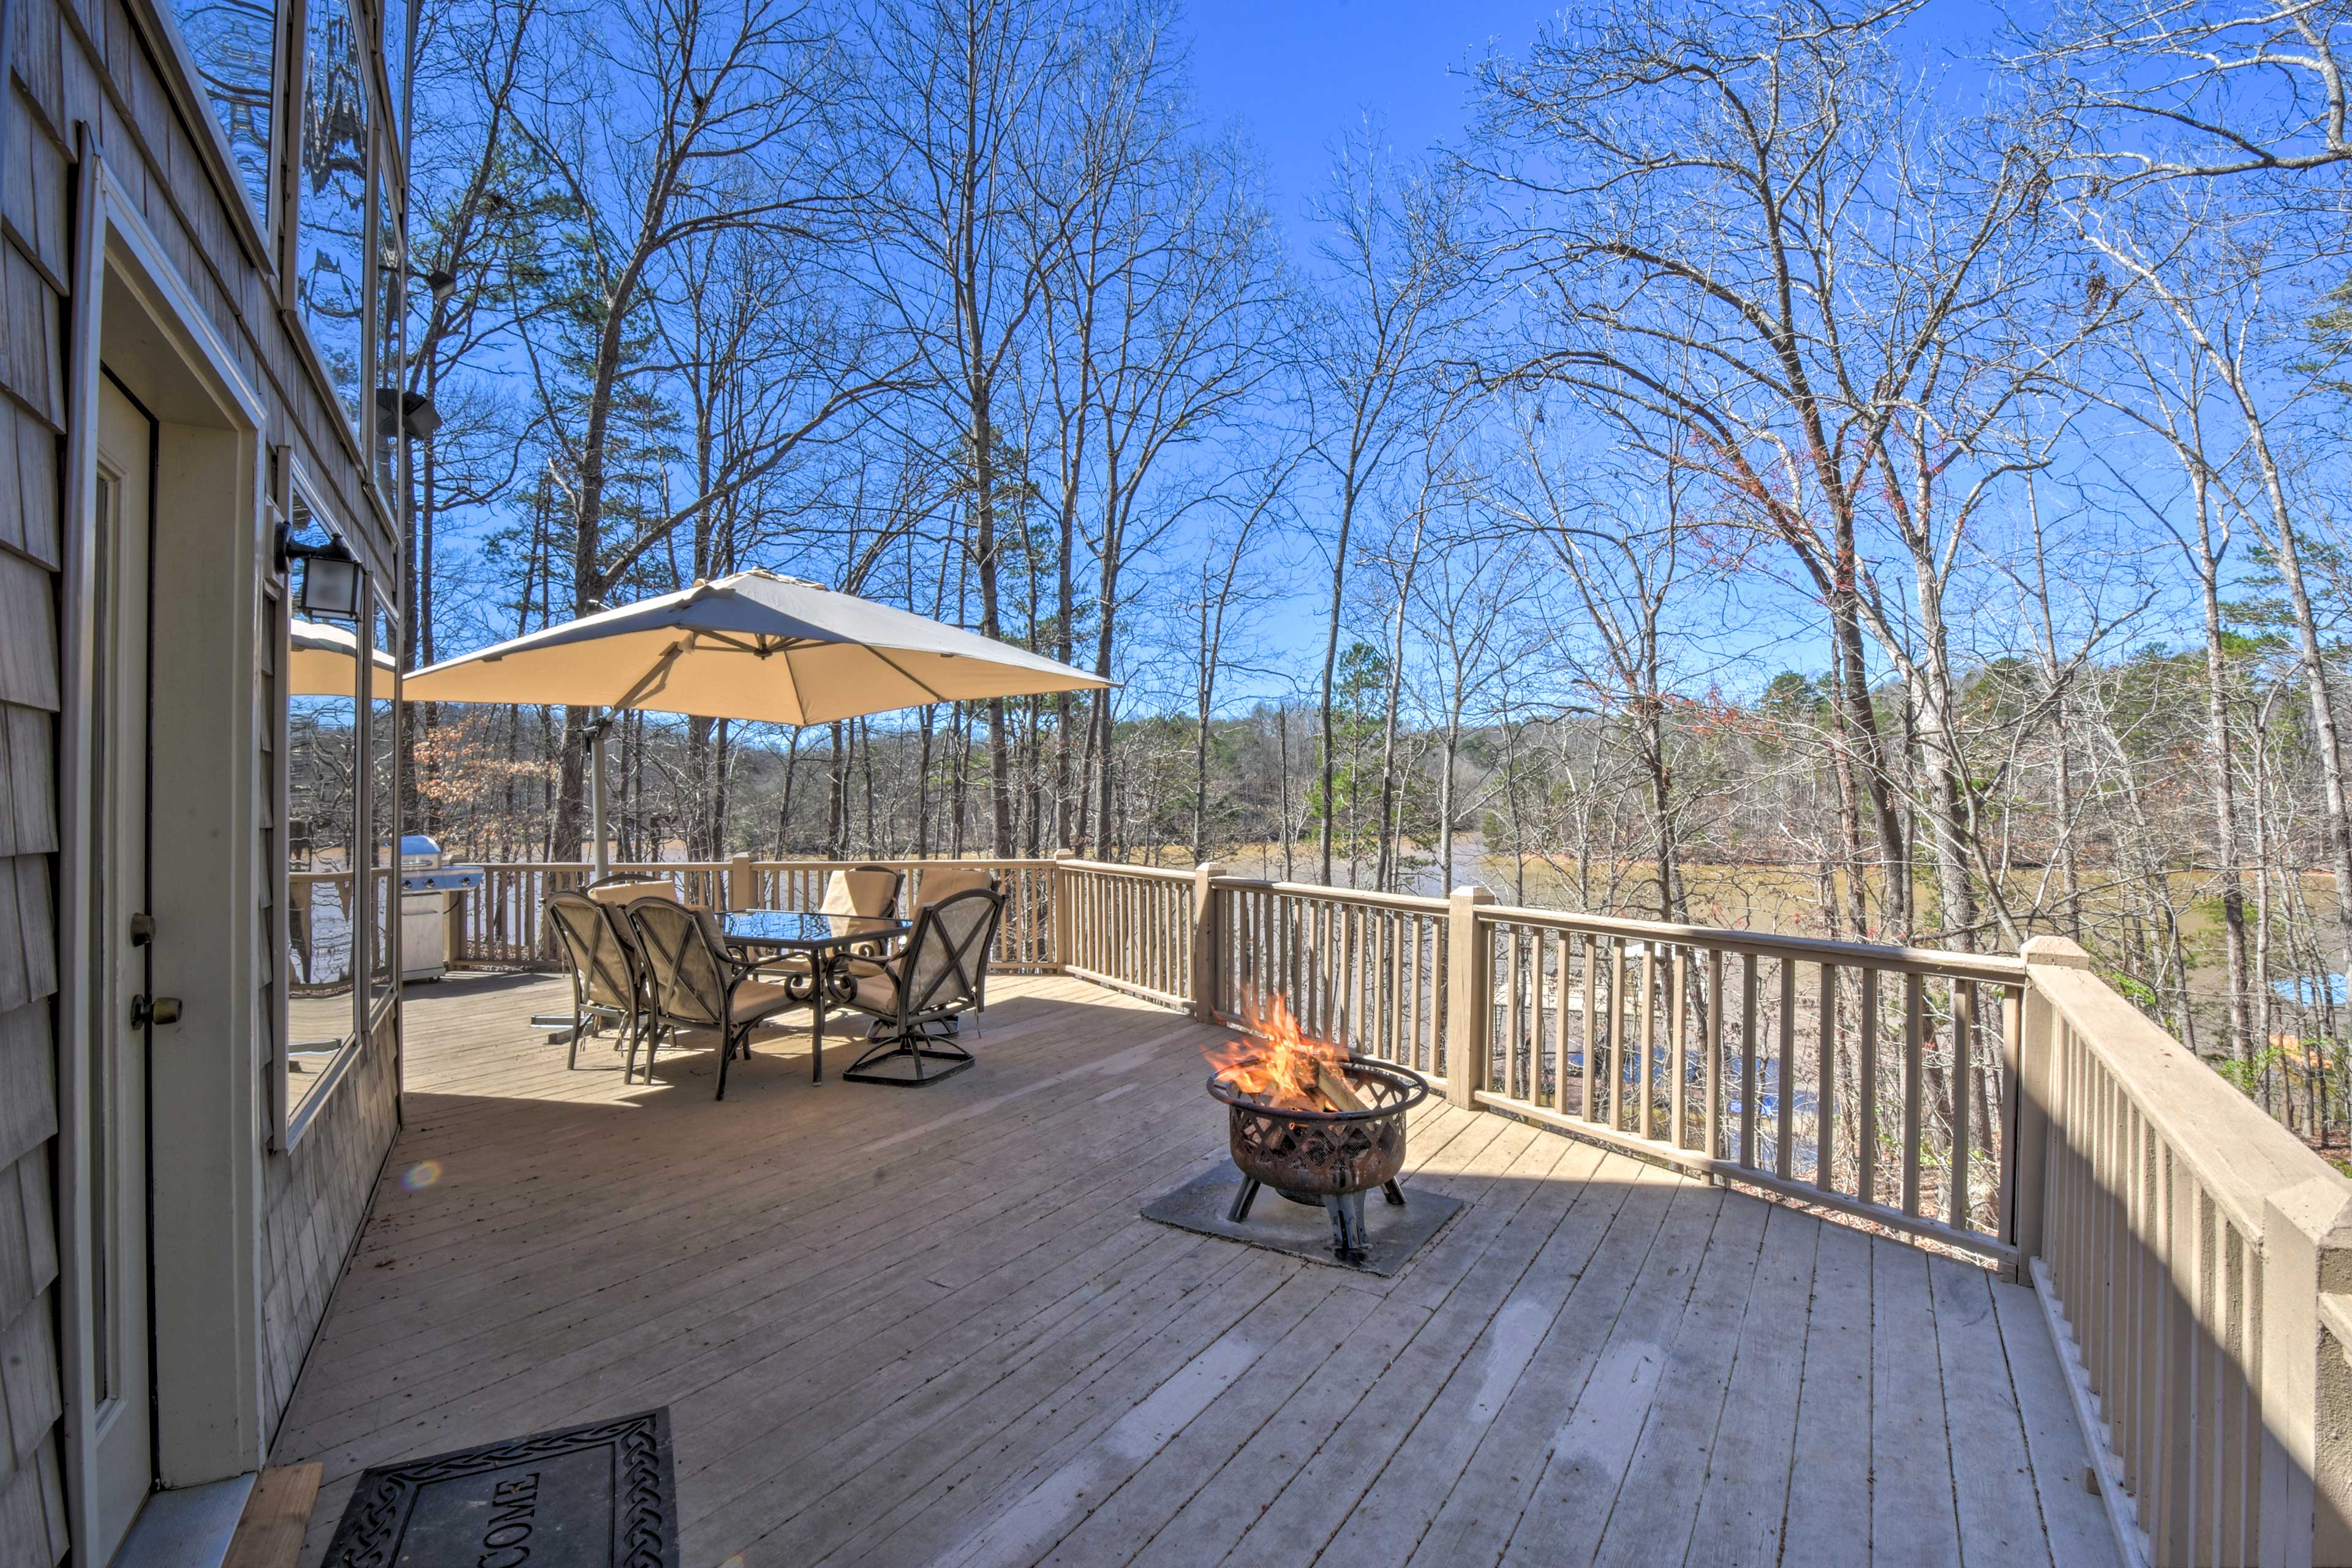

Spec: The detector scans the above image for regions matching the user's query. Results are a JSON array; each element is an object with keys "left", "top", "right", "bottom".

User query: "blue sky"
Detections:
[{"left": 1177, "top": 0, "right": 1550, "bottom": 246}]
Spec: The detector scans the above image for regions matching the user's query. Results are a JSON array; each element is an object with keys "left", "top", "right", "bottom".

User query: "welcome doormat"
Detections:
[
  {"left": 322, "top": 1408, "right": 677, "bottom": 1567},
  {"left": 1142, "top": 1161, "right": 1465, "bottom": 1277}
]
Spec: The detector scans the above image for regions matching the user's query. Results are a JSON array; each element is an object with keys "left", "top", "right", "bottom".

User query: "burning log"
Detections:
[
  {"left": 1201, "top": 995, "right": 1354, "bottom": 1110},
  {"left": 1315, "top": 1061, "right": 1367, "bottom": 1112}
]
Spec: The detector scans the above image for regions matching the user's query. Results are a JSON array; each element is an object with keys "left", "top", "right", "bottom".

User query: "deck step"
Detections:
[{"left": 222, "top": 1464, "right": 322, "bottom": 1568}]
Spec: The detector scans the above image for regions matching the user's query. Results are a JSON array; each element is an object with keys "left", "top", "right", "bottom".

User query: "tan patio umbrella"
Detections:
[
  {"left": 288, "top": 617, "right": 398, "bottom": 698},
  {"left": 403, "top": 569, "right": 1111, "bottom": 876}
]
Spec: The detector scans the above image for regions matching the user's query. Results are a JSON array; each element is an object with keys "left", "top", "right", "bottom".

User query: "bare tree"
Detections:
[
  {"left": 1474, "top": 0, "right": 2079, "bottom": 940},
  {"left": 2070, "top": 181, "right": 2352, "bottom": 975},
  {"left": 524, "top": 0, "right": 894, "bottom": 859},
  {"left": 1304, "top": 132, "right": 1478, "bottom": 885},
  {"left": 859, "top": 0, "right": 1071, "bottom": 854},
  {"left": 2026, "top": 0, "right": 2352, "bottom": 179},
  {"left": 1022, "top": 4, "right": 1285, "bottom": 853}
]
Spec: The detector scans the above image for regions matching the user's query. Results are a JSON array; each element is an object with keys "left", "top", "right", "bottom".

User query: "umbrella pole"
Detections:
[{"left": 589, "top": 709, "right": 611, "bottom": 881}]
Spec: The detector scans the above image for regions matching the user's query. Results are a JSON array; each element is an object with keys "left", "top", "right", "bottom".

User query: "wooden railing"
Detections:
[
  {"left": 422, "top": 851, "right": 2352, "bottom": 1562},
  {"left": 2022, "top": 938, "right": 2352, "bottom": 1566},
  {"left": 1206, "top": 876, "right": 1451, "bottom": 1082},
  {"left": 1464, "top": 895, "right": 2029, "bottom": 1265},
  {"left": 1055, "top": 858, "right": 1195, "bottom": 1005}
]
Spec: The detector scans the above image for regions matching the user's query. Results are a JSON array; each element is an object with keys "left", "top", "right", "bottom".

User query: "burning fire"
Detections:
[{"left": 1204, "top": 994, "right": 1359, "bottom": 1112}]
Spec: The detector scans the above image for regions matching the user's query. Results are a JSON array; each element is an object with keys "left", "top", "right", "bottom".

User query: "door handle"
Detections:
[{"left": 132, "top": 995, "right": 182, "bottom": 1028}]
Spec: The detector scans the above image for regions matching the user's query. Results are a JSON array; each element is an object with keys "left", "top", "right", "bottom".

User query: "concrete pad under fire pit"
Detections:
[{"left": 1142, "top": 1160, "right": 1466, "bottom": 1276}]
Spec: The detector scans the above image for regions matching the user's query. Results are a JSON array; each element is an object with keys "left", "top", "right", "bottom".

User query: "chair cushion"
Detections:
[
  {"left": 589, "top": 880, "right": 679, "bottom": 907},
  {"left": 911, "top": 866, "right": 995, "bottom": 911},
  {"left": 820, "top": 869, "right": 899, "bottom": 918},
  {"left": 729, "top": 979, "right": 799, "bottom": 1025},
  {"left": 843, "top": 970, "right": 899, "bottom": 1014}
]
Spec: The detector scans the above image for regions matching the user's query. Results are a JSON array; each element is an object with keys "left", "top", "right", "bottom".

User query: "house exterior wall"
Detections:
[{"left": 1, "top": 0, "right": 404, "bottom": 1555}]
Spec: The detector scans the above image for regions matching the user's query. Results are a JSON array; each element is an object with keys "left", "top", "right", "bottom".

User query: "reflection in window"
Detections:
[
  {"left": 170, "top": 0, "right": 275, "bottom": 221},
  {"left": 383, "top": 0, "right": 408, "bottom": 143},
  {"left": 368, "top": 597, "right": 399, "bottom": 1014},
  {"left": 284, "top": 496, "right": 363, "bottom": 1119},
  {"left": 298, "top": 0, "right": 371, "bottom": 432},
  {"left": 374, "top": 162, "right": 403, "bottom": 498}
]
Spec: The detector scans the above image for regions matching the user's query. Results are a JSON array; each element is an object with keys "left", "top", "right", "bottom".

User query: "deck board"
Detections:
[{"left": 276, "top": 970, "right": 2117, "bottom": 1567}]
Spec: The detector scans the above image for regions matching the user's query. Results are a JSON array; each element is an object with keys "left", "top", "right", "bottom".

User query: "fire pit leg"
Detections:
[
  {"left": 1381, "top": 1179, "right": 1406, "bottom": 1207},
  {"left": 1227, "top": 1178, "right": 1262, "bottom": 1224},
  {"left": 1325, "top": 1190, "right": 1370, "bottom": 1265}
]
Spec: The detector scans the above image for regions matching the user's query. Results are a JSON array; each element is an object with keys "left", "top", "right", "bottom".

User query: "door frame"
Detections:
[{"left": 57, "top": 132, "right": 272, "bottom": 1553}]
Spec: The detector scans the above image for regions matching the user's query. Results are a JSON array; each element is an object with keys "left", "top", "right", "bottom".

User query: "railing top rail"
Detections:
[
  {"left": 1206, "top": 877, "right": 1450, "bottom": 914},
  {"left": 464, "top": 857, "right": 1063, "bottom": 874},
  {"left": 755, "top": 855, "right": 1060, "bottom": 867},
  {"left": 1058, "top": 859, "right": 1199, "bottom": 884},
  {"left": 2034, "top": 958, "right": 2345, "bottom": 1238},
  {"left": 1479, "top": 899, "right": 2031, "bottom": 983}
]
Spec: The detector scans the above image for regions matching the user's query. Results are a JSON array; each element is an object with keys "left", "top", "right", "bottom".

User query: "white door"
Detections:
[{"left": 86, "top": 373, "right": 156, "bottom": 1562}]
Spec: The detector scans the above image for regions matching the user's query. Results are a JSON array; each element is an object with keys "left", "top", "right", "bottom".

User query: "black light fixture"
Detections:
[
  {"left": 374, "top": 386, "right": 442, "bottom": 438},
  {"left": 399, "top": 265, "right": 457, "bottom": 305},
  {"left": 277, "top": 522, "right": 364, "bottom": 621}
]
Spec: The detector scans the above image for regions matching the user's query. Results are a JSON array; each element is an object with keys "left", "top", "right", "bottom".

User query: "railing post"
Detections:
[
  {"left": 2013, "top": 935, "right": 2091, "bottom": 1270},
  {"left": 2263, "top": 1177, "right": 2352, "bottom": 1568},
  {"left": 728, "top": 851, "right": 755, "bottom": 912},
  {"left": 1051, "top": 849, "right": 1076, "bottom": 973},
  {"left": 1190, "top": 864, "right": 1222, "bottom": 1024},
  {"left": 1445, "top": 884, "right": 1494, "bottom": 1110}
]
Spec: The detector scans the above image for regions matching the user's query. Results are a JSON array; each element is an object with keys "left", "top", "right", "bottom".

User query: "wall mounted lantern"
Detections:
[{"left": 277, "top": 522, "right": 364, "bottom": 621}]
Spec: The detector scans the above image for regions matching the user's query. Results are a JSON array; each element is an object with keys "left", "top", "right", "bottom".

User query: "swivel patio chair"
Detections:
[
  {"left": 545, "top": 891, "right": 644, "bottom": 1071},
  {"left": 838, "top": 886, "right": 1004, "bottom": 1087},
  {"left": 845, "top": 865, "right": 997, "bottom": 1011},
  {"left": 626, "top": 896, "right": 799, "bottom": 1099}
]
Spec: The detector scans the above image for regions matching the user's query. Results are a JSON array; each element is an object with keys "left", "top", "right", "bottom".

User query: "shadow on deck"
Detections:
[{"left": 275, "top": 970, "right": 2122, "bottom": 1567}]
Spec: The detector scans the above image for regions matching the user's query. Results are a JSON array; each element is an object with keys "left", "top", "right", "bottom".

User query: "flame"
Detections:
[{"left": 1203, "top": 993, "right": 1349, "bottom": 1110}]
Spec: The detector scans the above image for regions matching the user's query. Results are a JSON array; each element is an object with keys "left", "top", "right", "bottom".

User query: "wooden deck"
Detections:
[{"left": 276, "top": 970, "right": 2123, "bottom": 1567}]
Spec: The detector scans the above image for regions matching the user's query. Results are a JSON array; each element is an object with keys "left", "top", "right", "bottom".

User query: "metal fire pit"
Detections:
[{"left": 1208, "top": 1057, "right": 1431, "bottom": 1265}]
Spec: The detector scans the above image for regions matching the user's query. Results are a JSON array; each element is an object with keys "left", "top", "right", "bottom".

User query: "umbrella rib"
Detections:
[
  {"left": 863, "top": 645, "right": 949, "bottom": 705},
  {"left": 611, "top": 638, "right": 693, "bottom": 712}
]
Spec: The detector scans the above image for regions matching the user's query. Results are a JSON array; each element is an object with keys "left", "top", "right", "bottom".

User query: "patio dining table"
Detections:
[{"left": 721, "top": 910, "right": 909, "bottom": 1084}]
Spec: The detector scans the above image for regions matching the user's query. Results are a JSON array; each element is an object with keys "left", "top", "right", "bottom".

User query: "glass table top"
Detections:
[{"left": 721, "top": 910, "right": 907, "bottom": 949}]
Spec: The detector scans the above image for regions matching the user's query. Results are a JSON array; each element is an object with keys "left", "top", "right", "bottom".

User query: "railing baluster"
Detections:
[
  {"left": 1858, "top": 968, "right": 1878, "bottom": 1209},
  {"left": 1671, "top": 948, "right": 1690, "bottom": 1150},
  {"left": 1902, "top": 971, "right": 1924, "bottom": 1217},
  {"left": 1554, "top": 932, "right": 1572, "bottom": 1114},
  {"left": 1951, "top": 979, "right": 1975, "bottom": 1230},
  {"left": 1704, "top": 948, "right": 1723, "bottom": 1158},
  {"left": 1606, "top": 940, "right": 1624, "bottom": 1132},
  {"left": 1817, "top": 962, "right": 1837, "bottom": 1192},
  {"left": 1776, "top": 957, "right": 1795, "bottom": 1182},
  {"left": 1740, "top": 953, "right": 1758, "bottom": 1169}
]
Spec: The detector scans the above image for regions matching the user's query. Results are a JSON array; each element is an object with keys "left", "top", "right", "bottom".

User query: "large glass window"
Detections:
[
  {"left": 285, "top": 497, "right": 363, "bottom": 1119},
  {"left": 374, "top": 159, "right": 404, "bottom": 499},
  {"left": 296, "top": 0, "right": 371, "bottom": 433},
  {"left": 383, "top": 0, "right": 409, "bottom": 143},
  {"left": 168, "top": 0, "right": 276, "bottom": 222},
  {"left": 368, "top": 594, "right": 399, "bottom": 1016}
]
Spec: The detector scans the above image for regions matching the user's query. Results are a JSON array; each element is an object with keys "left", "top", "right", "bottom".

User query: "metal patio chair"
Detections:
[
  {"left": 838, "top": 886, "right": 1004, "bottom": 1087},
  {"left": 626, "top": 896, "right": 799, "bottom": 1099},
  {"left": 845, "top": 864, "right": 996, "bottom": 992},
  {"left": 545, "top": 891, "right": 644, "bottom": 1071}
]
